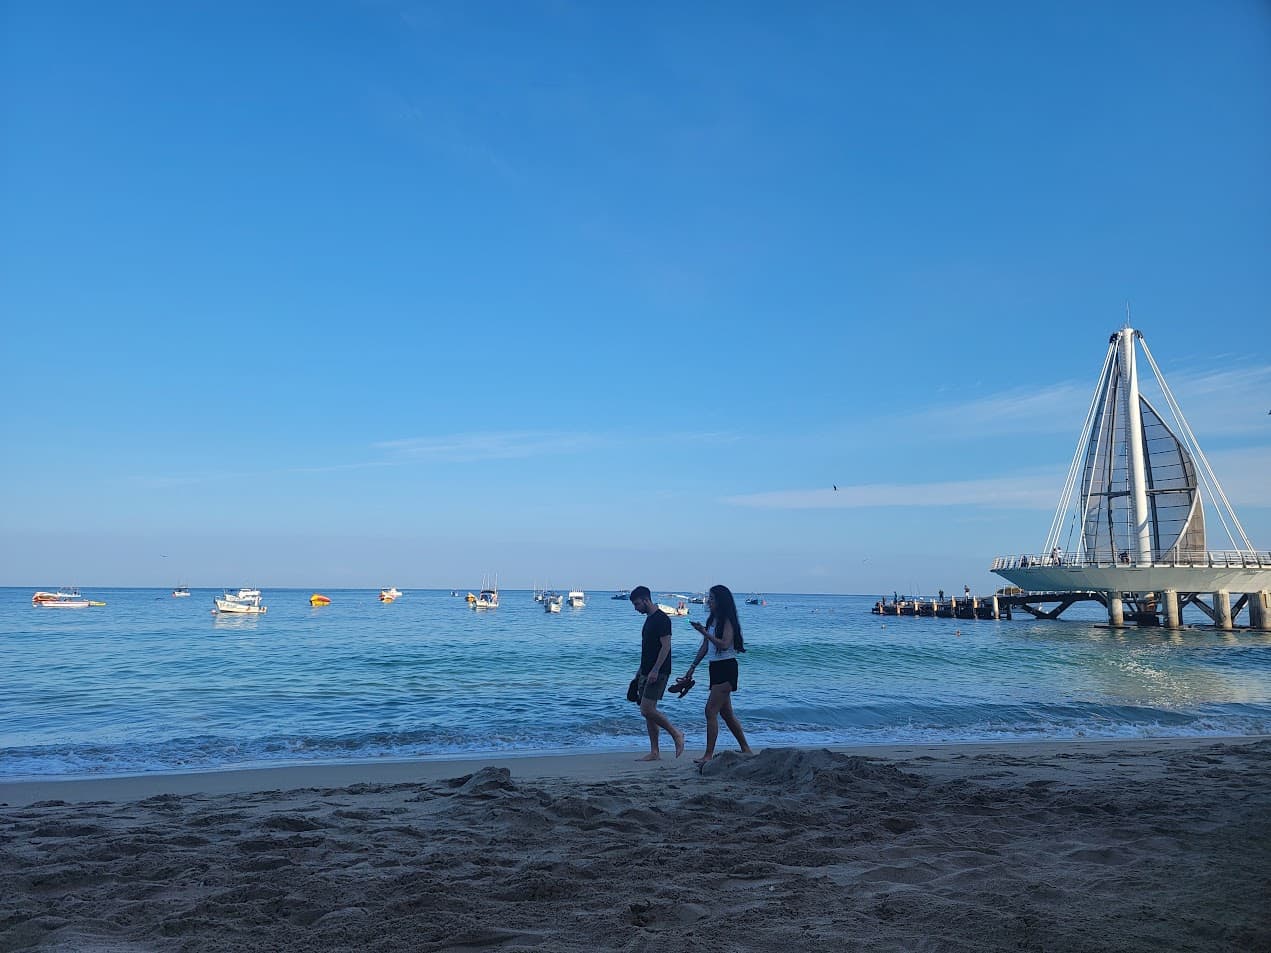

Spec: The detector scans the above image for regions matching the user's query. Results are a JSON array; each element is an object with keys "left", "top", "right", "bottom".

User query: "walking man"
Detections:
[{"left": 629, "top": 586, "right": 685, "bottom": 761}]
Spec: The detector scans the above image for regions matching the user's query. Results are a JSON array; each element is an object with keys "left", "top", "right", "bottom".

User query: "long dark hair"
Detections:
[{"left": 705, "top": 584, "right": 745, "bottom": 652}]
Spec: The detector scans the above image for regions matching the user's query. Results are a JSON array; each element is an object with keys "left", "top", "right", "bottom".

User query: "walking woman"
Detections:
[{"left": 683, "top": 584, "right": 752, "bottom": 764}]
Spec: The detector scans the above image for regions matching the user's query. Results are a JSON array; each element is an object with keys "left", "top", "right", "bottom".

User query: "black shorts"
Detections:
[{"left": 708, "top": 658, "right": 738, "bottom": 691}]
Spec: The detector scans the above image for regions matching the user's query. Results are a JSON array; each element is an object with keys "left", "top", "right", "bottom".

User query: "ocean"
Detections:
[{"left": 3, "top": 587, "right": 1270, "bottom": 779}]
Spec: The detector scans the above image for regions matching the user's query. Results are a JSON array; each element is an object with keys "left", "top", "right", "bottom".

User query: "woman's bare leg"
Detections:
[
  {"left": 719, "top": 692, "right": 752, "bottom": 753},
  {"left": 695, "top": 686, "right": 727, "bottom": 764}
]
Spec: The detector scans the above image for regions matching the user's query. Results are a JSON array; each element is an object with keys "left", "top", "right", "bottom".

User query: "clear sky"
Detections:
[{"left": 2, "top": 1, "right": 1268, "bottom": 593}]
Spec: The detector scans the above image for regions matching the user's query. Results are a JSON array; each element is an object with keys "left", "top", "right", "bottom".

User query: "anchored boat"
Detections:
[
  {"left": 213, "top": 588, "right": 267, "bottom": 615},
  {"left": 32, "top": 589, "right": 100, "bottom": 608},
  {"left": 471, "top": 574, "right": 499, "bottom": 609}
]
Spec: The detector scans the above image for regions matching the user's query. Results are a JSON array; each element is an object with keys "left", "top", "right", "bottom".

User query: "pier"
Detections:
[
  {"left": 872, "top": 583, "right": 1271, "bottom": 631},
  {"left": 982, "top": 328, "right": 1271, "bottom": 633}
]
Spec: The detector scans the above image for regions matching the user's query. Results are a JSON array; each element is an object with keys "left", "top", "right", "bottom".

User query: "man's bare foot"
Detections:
[
  {"left": 672, "top": 729, "right": 685, "bottom": 758},
  {"left": 740, "top": 747, "right": 753, "bottom": 755},
  {"left": 636, "top": 752, "right": 661, "bottom": 762},
  {"left": 693, "top": 753, "right": 712, "bottom": 765}
]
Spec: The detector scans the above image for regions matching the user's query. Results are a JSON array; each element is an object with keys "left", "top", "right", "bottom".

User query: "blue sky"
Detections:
[{"left": 2, "top": 1, "right": 1268, "bottom": 593}]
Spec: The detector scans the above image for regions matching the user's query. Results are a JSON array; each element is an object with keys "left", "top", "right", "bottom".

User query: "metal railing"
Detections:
[{"left": 991, "top": 551, "right": 1271, "bottom": 572}]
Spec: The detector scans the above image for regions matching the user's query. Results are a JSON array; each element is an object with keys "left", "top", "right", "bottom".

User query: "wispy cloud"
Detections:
[
  {"left": 1205, "top": 446, "right": 1271, "bottom": 510},
  {"left": 893, "top": 381, "right": 1092, "bottom": 437},
  {"left": 374, "top": 430, "right": 604, "bottom": 462},
  {"left": 881, "top": 362, "right": 1271, "bottom": 443},
  {"left": 133, "top": 429, "right": 733, "bottom": 489},
  {"left": 722, "top": 443, "right": 1270, "bottom": 517},
  {"left": 724, "top": 473, "right": 1061, "bottom": 510},
  {"left": 367, "top": 85, "right": 520, "bottom": 180}
]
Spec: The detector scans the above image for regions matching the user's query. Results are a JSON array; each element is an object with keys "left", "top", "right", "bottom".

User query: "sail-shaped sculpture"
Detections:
[{"left": 992, "top": 327, "right": 1270, "bottom": 595}]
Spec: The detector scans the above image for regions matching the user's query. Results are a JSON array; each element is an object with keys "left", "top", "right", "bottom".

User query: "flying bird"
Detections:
[{"left": 833, "top": 485, "right": 838, "bottom": 491}]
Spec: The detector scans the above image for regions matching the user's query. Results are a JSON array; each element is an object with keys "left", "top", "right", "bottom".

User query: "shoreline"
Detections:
[{"left": 2, "top": 733, "right": 1264, "bottom": 806}]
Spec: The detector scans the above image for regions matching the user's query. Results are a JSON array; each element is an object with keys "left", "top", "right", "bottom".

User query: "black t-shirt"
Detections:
[{"left": 640, "top": 610, "right": 672, "bottom": 679}]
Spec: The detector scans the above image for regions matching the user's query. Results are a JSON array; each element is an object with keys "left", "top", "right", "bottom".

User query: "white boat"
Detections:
[
  {"left": 567, "top": 590, "right": 585, "bottom": 608},
  {"left": 544, "top": 592, "right": 563, "bottom": 613},
  {"left": 32, "top": 589, "right": 96, "bottom": 608},
  {"left": 213, "top": 588, "right": 267, "bottom": 614},
  {"left": 657, "top": 601, "right": 690, "bottom": 617},
  {"left": 472, "top": 588, "right": 499, "bottom": 609},
  {"left": 172, "top": 586, "right": 191, "bottom": 598},
  {"left": 380, "top": 586, "right": 402, "bottom": 603}
]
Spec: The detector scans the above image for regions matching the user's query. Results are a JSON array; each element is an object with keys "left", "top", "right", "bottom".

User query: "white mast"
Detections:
[{"left": 1118, "top": 328, "right": 1154, "bottom": 564}]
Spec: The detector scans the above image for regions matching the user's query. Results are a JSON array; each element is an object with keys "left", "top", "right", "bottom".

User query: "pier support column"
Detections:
[
  {"left": 1109, "top": 595, "right": 1124, "bottom": 627},
  {"left": 1163, "top": 589, "right": 1180, "bottom": 629},
  {"left": 992, "top": 595, "right": 1000, "bottom": 620},
  {"left": 1214, "top": 590, "right": 1232, "bottom": 630},
  {"left": 1250, "top": 591, "right": 1270, "bottom": 632}
]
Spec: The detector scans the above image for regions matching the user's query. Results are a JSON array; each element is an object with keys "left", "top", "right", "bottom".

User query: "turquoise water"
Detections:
[{"left": 3, "top": 587, "right": 1271, "bottom": 779}]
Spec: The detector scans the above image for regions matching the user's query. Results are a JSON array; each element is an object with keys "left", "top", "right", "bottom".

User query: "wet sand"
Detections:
[{"left": 2, "top": 737, "right": 1268, "bottom": 951}]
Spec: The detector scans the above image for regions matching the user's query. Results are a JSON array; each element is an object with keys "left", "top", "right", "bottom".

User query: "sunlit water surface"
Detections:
[{"left": 3, "top": 588, "right": 1269, "bottom": 778}]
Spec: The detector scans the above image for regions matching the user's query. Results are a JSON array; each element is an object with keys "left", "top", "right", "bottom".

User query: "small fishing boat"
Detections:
[
  {"left": 745, "top": 594, "right": 767, "bottom": 606},
  {"left": 380, "top": 587, "right": 402, "bottom": 603},
  {"left": 32, "top": 589, "right": 97, "bottom": 608},
  {"left": 567, "top": 590, "right": 585, "bottom": 609},
  {"left": 658, "top": 601, "right": 690, "bottom": 617},
  {"left": 213, "top": 588, "right": 267, "bottom": 614},
  {"left": 310, "top": 593, "right": 331, "bottom": 606},
  {"left": 544, "top": 591, "right": 563, "bottom": 613},
  {"left": 611, "top": 590, "right": 630, "bottom": 600},
  {"left": 172, "top": 586, "right": 191, "bottom": 598}
]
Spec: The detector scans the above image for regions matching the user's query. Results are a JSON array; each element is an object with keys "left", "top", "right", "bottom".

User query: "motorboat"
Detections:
[
  {"left": 689, "top": 593, "right": 706, "bottom": 604},
  {"left": 172, "top": 586, "right": 191, "bottom": 598},
  {"left": 213, "top": 588, "right": 267, "bottom": 614},
  {"left": 658, "top": 601, "right": 690, "bottom": 617},
  {"left": 380, "top": 587, "right": 402, "bottom": 603},
  {"left": 471, "top": 574, "right": 498, "bottom": 609},
  {"left": 611, "top": 590, "right": 630, "bottom": 600},
  {"left": 567, "top": 590, "right": 585, "bottom": 608},
  {"left": 745, "top": 594, "right": 767, "bottom": 606},
  {"left": 32, "top": 589, "right": 98, "bottom": 608},
  {"left": 310, "top": 593, "right": 331, "bottom": 606},
  {"left": 544, "top": 591, "right": 563, "bottom": 613}
]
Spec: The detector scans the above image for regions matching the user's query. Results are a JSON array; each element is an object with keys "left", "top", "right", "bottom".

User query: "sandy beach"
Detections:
[{"left": 2, "top": 738, "right": 1268, "bottom": 952}]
